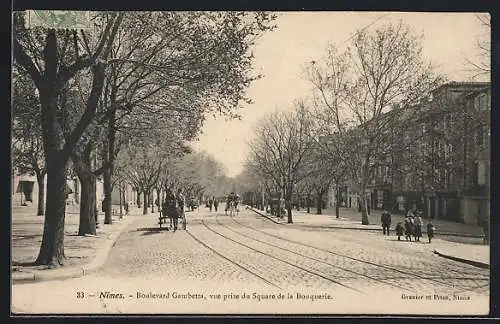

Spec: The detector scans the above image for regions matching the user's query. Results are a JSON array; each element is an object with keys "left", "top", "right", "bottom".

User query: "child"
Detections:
[
  {"left": 427, "top": 221, "right": 435, "bottom": 243},
  {"left": 395, "top": 222, "right": 404, "bottom": 241}
]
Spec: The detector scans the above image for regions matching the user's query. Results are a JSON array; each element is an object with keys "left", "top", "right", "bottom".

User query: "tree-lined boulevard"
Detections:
[{"left": 12, "top": 11, "right": 490, "bottom": 315}]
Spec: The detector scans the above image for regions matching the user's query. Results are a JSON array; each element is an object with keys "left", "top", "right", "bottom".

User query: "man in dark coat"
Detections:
[
  {"left": 213, "top": 198, "right": 219, "bottom": 212},
  {"left": 176, "top": 189, "right": 186, "bottom": 230},
  {"left": 164, "top": 189, "right": 178, "bottom": 231},
  {"left": 381, "top": 210, "right": 391, "bottom": 236}
]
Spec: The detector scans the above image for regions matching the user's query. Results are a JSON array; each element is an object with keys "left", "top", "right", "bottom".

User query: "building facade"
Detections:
[{"left": 333, "top": 82, "right": 490, "bottom": 224}]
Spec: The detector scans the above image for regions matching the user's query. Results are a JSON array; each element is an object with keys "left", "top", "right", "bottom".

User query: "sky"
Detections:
[{"left": 190, "top": 12, "right": 490, "bottom": 177}]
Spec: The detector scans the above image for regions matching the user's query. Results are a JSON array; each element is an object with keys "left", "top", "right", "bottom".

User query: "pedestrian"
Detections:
[
  {"left": 404, "top": 217, "right": 414, "bottom": 241},
  {"left": 427, "top": 220, "right": 435, "bottom": 243},
  {"left": 381, "top": 210, "right": 391, "bottom": 236},
  {"left": 208, "top": 197, "right": 213, "bottom": 212},
  {"left": 414, "top": 212, "right": 423, "bottom": 242},
  {"left": 177, "top": 189, "right": 186, "bottom": 230},
  {"left": 395, "top": 222, "right": 404, "bottom": 241},
  {"left": 214, "top": 198, "right": 219, "bottom": 212},
  {"left": 479, "top": 217, "right": 489, "bottom": 244},
  {"left": 124, "top": 202, "right": 129, "bottom": 215}
]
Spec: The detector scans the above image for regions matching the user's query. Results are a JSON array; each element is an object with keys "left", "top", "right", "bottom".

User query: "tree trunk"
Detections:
[
  {"left": 103, "top": 167, "right": 113, "bottom": 224},
  {"left": 73, "top": 144, "right": 99, "bottom": 235},
  {"left": 335, "top": 185, "right": 340, "bottom": 218},
  {"left": 151, "top": 190, "right": 155, "bottom": 213},
  {"left": 119, "top": 183, "right": 123, "bottom": 218},
  {"left": 316, "top": 191, "right": 323, "bottom": 215},
  {"left": 360, "top": 157, "right": 370, "bottom": 225},
  {"left": 286, "top": 187, "right": 293, "bottom": 224},
  {"left": 77, "top": 173, "right": 97, "bottom": 236},
  {"left": 306, "top": 193, "right": 311, "bottom": 213},
  {"left": 35, "top": 162, "right": 67, "bottom": 266},
  {"left": 136, "top": 188, "right": 141, "bottom": 208},
  {"left": 122, "top": 188, "right": 126, "bottom": 210},
  {"left": 35, "top": 171, "right": 45, "bottom": 216},
  {"left": 103, "top": 105, "right": 117, "bottom": 224},
  {"left": 143, "top": 191, "right": 148, "bottom": 215}
]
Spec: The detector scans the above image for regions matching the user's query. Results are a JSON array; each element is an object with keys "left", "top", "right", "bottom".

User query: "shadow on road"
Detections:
[
  {"left": 136, "top": 227, "right": 170, "bottom": 235},
  {"left": 12, "top": 261, "right": 36, "bottom": 267}
]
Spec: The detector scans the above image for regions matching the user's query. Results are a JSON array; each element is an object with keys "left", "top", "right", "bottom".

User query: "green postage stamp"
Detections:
[{"left": 24, "top": 10, "right": 91, "bottom": 29}]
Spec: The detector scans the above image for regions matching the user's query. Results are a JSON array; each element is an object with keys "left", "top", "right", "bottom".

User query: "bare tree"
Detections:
[
  {"left": 307, "top": 21, "right": 442, "bottom": 225},
  {"left": 247, "top": 101, "right": 315, "bottom": 223},
  {"left": 465, "top": 13, "right": 490, "bottom": 80}
]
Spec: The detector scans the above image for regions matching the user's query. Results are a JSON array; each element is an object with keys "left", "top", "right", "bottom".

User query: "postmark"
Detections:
[{"left": 24, "top": 10, "right": 91, "bottom": 30}]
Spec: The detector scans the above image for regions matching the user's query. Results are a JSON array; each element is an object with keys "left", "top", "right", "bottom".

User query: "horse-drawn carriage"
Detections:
[{"left": 159, "top": 191, "right": 187, "bottom": 231}]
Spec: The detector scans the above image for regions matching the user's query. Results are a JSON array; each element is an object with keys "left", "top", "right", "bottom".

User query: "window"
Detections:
[
  {"left": 475, "top": 96, "right": 481, "bottom": 111},
  {"left": 440, "top": 169, "right": 446, "bottom": 187},
  {"left": 444, "top": 143, "right": 452, "bottom": 160},
  {"left": 477, "top": 93, "right": 488, "bottom": 111},
  {"left": 477, "top": 161, "right": 487, "bottom": 186},
  {"left": 476, "top": 126, "right": 484, "bottom": 146},
  {"left": 484, "top": 126, "right": 490, "bottom": 146}
]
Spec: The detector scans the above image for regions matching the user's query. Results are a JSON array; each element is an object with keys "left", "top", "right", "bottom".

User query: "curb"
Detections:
[
  {"left": 12, "top": 216, "right": 136, "bottom": 284},
  {"left": 433, "top": 250, "right": 489, "bottom": 270},
  {"left": 247, "top": 207, "right": 284, "bottom": 225},
  {"left": 247, "top": 207, "right": 485, "bottom": 238}
]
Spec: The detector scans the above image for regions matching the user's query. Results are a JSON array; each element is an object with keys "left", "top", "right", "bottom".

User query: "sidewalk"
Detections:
[
  {"left": 247, "top": 206, "right": 489, "bottom": 269},
  {"left": 254, "top": 206, "right": 485, "bottom": 237},
  {"left": 12, "top": 204, "right": 138, "bottom": 284}
]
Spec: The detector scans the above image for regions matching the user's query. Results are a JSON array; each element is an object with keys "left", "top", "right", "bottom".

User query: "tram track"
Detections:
[
  {"left": 244, "top": 208, "right": 489, "bottom": 281},
  {"left": 233, "top": 212, "right": 489, "bottom": 295},
  {"left": 213, "top": 215, "right": 412, "bottom": 292},
  {"left": 184, "top": 226, "right": 281, "bottom": 289},
  {"left": 201, "top": 218, "right": 364, "bottom": 294}
]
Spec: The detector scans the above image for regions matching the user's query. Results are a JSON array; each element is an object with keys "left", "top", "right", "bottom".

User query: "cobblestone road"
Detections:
[{"left": 12, "top": 208, "right": 490, "bottom": 315}]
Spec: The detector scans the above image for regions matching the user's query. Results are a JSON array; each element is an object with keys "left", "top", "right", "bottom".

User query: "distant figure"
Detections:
[
  {"left": 478, "top": 217, "right": 489, "bottom": 244},
  {"left": 404, "top": 217, "right": 414, "bottom": 242},
  {"left": 208, "top": 197, "right": 213, "bottom": 212},
  {"left": 395, "top": 222, "right": 404, "bottom": 241},
  {"left": 124, "top": 202, "right": 129, "bottom": 215},
  {"left": 380, "top": 210, "right": 391, "bottom": 236},
  {"left": 177, "top": 189, "right": 186, "bottom": 230},
  {"left": 414, "top": 212, "right": 423, "bottom": 242},
  {"left": 214, "top": 198, "right": 219, "bottom": 212},
  {"left": 426, "top": 220, "right": 435, "bottom": 243}
]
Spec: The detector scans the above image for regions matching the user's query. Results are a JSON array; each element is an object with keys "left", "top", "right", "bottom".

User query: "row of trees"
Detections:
[
  {"left": 12, "top": 11, "right": 277, "bottom": 266},
  {"left": 116, "top": 146, "right": 235, "bottom": 215},
  {"left": 244, "top": 18, "right": 490, "bottom": 225}
]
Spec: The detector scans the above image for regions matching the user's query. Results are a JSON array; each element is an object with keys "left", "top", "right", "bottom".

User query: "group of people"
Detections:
[
  {"left": 206, "top": 197, "right": 220, "bottom": 212},
  {"left": 160, "top": 188, "right": 186, "bottom": 232},
  {"left": 204, "top": 192, "right": 241, "bottom": 215},
  {"left": 225, "top": 192, "right": 240, "bottom": 215},
  {"left": 381, "top": 209, "right": 436, "bottom": 243}
]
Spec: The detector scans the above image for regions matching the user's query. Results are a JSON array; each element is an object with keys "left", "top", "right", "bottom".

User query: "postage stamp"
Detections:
[{"left": 24, "top": 10, "right": 91, "bottom": 29}]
